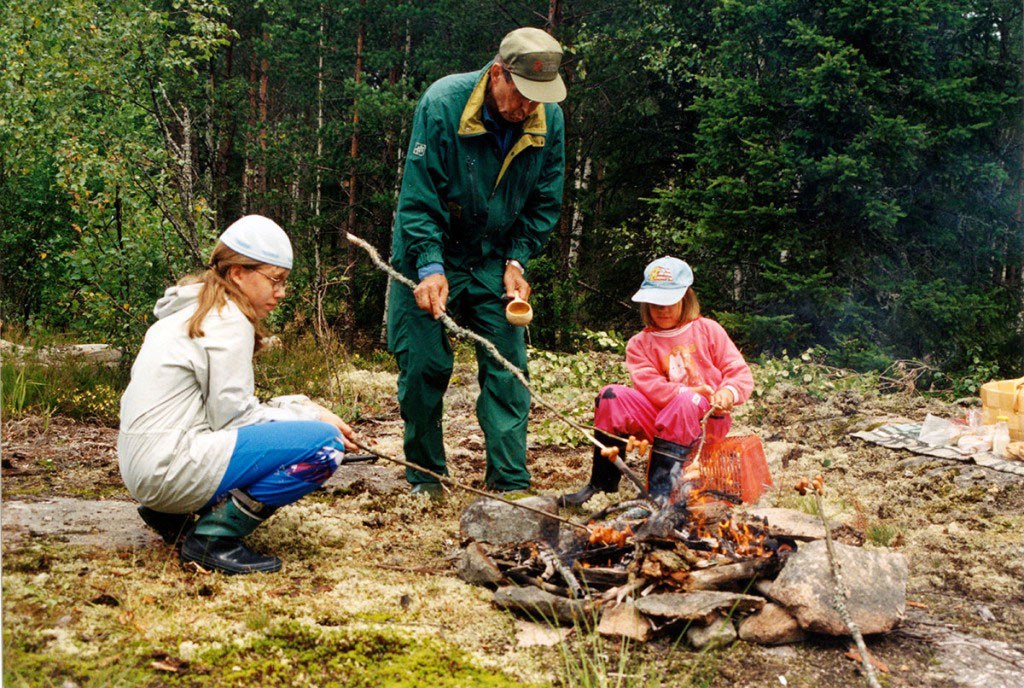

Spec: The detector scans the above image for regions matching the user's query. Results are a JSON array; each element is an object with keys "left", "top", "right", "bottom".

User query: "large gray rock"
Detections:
[
  {"left": 460, "top": 496, "right": 560, "bottom": 546},
  {"left": 1, "top": 499, "right": 153, "bottom": 549},
  {"left": 633, "top": 590, "right": 764, "bottom": 624},
  {"left": 493, "top": 586, "right": 590, "bottom": 626},
  {"left": 738, "top": 602, "right": 806, "bottom": 645},
  {"left": 457, "top": 542, "right": 505, "bottom": 587},
  {"left": 769, "top": 540, "right": 906, "bottom": 635}
]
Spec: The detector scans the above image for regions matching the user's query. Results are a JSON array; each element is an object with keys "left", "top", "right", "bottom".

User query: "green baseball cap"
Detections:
[{"left": 499, "top": 27, "right": 566, "bottom": 103}]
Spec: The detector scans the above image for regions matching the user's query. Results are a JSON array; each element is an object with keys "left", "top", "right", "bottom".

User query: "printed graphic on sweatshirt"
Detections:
[{"left": 663, "top": 344, "right": 702, "bottom": 387}]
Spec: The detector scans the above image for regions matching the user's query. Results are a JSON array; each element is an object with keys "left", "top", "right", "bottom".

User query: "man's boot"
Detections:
[
  {"left": 647, "top": 437, "right": 694, "bottom": 504},
  {"left": 559, "top": 431, "right": 627, "bottom": 507},
  {"left": 137, "top": 506, "right": 193, "bottom": 546},
  {"left": 179, "top": 491, "right": 281, "bottom": 574}
]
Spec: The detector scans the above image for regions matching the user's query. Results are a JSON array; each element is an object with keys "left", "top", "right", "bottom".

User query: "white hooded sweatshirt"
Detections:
[{"left": 118, "top": 283, "right": 319, "bottom": 513}]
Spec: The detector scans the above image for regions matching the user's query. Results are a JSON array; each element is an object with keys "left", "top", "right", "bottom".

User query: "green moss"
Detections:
[
  {"left": 184, "top": 622, "right": 539, "bottom": 688},
  {"left": 3, "top": 634, "right": 156, "bottom": 688}
]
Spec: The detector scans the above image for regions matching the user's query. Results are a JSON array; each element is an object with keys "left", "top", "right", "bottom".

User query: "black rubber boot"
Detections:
[
  {"left": 179, "top": 493, "right": 281, "bottom": 575},
  {"left": 647, "top": 437, "right": 694, "bottom": 503},
  {"left": 179, "top": 534, "right": 282, "bottom": 574},
  {"left": 137, "top": 506, "right": 193, "bottom": 546},
  {"left": 559, "top": 431, "right": 627, "bottom": 507}
]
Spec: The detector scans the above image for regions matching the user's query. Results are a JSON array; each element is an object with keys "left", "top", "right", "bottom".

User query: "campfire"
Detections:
[
  {"left": 484, "top": 482, "right": 793, "bottom": 602},
  {"left": 458, "top": 469, "right": 908, "bottom": 652}
]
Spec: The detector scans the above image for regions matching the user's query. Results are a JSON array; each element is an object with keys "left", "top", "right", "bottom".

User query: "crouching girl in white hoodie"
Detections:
[{"left": 118, "top": 215, "right": 358, "bottom": 575}]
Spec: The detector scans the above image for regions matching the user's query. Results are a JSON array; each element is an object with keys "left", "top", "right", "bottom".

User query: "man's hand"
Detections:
[
  {"left": 317, "top": 406, "right": 358, "bottom": 451},
  {"left": 413, "top": 273, "right": 449, "bottom": 319},
  {"left": 710, "top": 388, "right": 736, "bottom": 413},
  {"left": 503, "top": 262, "right": 530, "bottom": 301}
]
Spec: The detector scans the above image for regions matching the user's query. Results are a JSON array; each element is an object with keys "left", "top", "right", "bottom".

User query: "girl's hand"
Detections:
[
  {"left": 689, "top": 384, "right": 714, "bottom": 400},
  {"left": 710, "top": 388, "right": 735, "bottom": 413},
  {"left": 317, "top": 407, "right": 358, "bottom": 451}
]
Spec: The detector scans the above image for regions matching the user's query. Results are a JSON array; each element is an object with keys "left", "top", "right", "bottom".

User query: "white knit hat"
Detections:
[{"left": 218, "top": 215, "right": 293, "bottom": 269}]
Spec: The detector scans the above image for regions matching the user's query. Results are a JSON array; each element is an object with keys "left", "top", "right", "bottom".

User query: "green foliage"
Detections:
[
  {"left": 528, "top": 348, "right": 629, "bottom": 447},
  {"left": 644, "top": 0, "right": 1023, "bottom": 376},
  {"left": 1, "top": 354, "right": 127, "bottom": 424},
  {"left": 752, "top": 348, "right": 876, "bottom": 402},
  {"left": 935, "top": 346, "right": 1002, "bottom": 400},
  {"left": 866, "top": 522, "right": 902, "bottom": 547},
  {"left": 713, "top": 311, "right": 808, "bottom": 356},
  {"left": 573, "top": 330, "right": 627, "bottom": 355},
  {"left": 1, "top": 0, "right": 1020, "bottom": 383}
]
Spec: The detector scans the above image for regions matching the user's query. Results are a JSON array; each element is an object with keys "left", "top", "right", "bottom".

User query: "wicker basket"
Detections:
[
  {"left": 698, "top": 435, "right": 773, "bottom": 504},
  {"left": 980, "top": 377, "right": 1024, "bottom": 442}
]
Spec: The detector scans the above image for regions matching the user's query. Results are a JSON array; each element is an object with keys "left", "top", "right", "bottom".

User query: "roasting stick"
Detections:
[
  {"left": 346, "top": 436, "right": 590, "bottom": 531},
  {"left": 589, "top": 408, "right": 715, "bottom": 485},
  {"left": 346, "top": 232, "right": 624, "bottom": 460}
]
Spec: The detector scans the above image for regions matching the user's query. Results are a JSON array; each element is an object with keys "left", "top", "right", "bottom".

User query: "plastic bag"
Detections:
[
  {"left": 919, "top": 414, "right": 960, "bottom": 446},
  {"left": 957, "top": 427, "right": 993, "bottom": 454}
]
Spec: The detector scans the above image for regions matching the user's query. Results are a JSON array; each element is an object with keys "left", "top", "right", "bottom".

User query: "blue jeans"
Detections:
[{"left": 207, "top": 421, "right": 343, "bottom": 509}]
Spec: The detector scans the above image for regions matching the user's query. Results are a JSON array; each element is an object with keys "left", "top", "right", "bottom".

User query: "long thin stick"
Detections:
[
  {"left": 346, "top": 232, "right": 608, "bottom": 453},
  {"left": 348, "top": 437, "right": 590, "bottom": 531},
  {"left": 811, "top": 486, "right": 881, "bottom": 688}
]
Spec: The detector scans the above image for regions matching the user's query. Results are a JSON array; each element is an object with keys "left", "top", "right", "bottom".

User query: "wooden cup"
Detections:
[{"left": 505, "top": 296, "right": 533, "bottom": 326}]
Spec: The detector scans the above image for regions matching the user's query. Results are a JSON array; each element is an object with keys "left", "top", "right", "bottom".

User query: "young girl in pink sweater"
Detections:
[{"left": 560, "top": 257, "right": 753, "bottom": 505}]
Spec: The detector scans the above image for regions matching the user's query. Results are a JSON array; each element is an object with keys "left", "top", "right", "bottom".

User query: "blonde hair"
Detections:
[
  {"left": 185, "top": 242, "right": 269, "bottom": 350},
  {"left": 640, "top": 289, "right": 701, "bottom": 329}
]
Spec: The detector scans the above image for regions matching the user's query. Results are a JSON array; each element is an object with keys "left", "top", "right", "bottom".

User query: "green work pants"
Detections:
[{"left": 388, "top": 264, "right": 531, "bottom": 491}]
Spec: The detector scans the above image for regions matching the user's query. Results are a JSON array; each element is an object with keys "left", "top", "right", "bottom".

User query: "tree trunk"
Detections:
[
  {"left": 380, "top": 19, "right": 412, "bottom": 345},
  {"left": 258, "top": 34, "right": 269, "bottom": 200},
  {"left": 243, "top": 55, "right": 257, "bottom": 213},
  {"left": 314, "top": 5, "right": 328, "bottom": 340},
  {"left": 214, "top": 41, "right": 235, "bottom": 224},
  {"left": 343, "top": 2, "right": 365, "bottom": 344},
  {"left": 566, "top": 152, "right": 592, "bottom": 271}
]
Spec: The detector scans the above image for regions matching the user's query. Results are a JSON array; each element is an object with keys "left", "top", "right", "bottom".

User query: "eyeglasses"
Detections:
[{"left": 252, "top": 268, "right": 288, "bottom": 291}]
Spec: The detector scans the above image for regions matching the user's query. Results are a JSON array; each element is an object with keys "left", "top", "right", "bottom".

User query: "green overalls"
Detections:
[{"left": 388, "top": 66, "right": 566, "bottom": 490}]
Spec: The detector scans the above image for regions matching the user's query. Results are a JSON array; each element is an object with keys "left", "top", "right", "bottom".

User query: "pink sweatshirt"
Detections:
[{"left": 625, "top": 317, "right": 754, "bottom": 410}]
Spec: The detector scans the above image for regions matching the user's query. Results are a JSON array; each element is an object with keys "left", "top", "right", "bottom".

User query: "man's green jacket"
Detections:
[{"left": 390, "top": 66, "right": 565, "bottom": 278}]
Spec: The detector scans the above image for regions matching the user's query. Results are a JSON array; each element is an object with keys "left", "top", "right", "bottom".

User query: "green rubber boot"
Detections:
[{"left": 179, "top": 495, "right": 281, "bottom": 575}]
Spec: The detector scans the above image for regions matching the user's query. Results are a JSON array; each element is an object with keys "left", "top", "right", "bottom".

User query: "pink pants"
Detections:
[{"left": 593, "top": 384, "right": 731, "bottom": 447}]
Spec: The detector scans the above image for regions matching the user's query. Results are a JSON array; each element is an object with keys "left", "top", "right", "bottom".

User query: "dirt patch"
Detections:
[{"left": 3, "top": 416, "right": 122, "bottom": 499}]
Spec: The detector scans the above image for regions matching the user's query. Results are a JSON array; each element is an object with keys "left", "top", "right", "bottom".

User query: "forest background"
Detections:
[{"left": 2, "top": 0, "right": 1022, "bottom": 384}]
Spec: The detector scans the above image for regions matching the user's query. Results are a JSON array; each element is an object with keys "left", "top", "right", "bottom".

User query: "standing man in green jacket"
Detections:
[{"left": 389, "top": 27, "right": 567, "bottom": 496}]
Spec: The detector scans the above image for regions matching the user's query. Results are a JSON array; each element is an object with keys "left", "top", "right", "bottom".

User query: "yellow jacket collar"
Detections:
[{"left": 458, "top": 66, "right": 547, "bottom": 138}]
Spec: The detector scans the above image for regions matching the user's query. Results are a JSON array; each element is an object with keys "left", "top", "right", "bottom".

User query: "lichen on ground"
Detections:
[{"left": 4, "top": 355, "right": 1024, "bottom": 686}]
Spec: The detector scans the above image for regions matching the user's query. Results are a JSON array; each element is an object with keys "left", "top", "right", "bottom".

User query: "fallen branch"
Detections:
[{"left": 807, "top": 480, "right": 881, "bottom": 688}]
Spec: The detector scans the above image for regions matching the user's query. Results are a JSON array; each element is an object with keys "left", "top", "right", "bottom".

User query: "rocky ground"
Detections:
[{"left": 3, "top": 355, "right": 1024, "bottom": 687}]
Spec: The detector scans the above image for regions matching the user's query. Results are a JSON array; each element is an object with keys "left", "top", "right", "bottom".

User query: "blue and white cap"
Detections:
[
  {"left": 218, "top": 215, "right": 293, "bottom": 270},
  {"left": 631, "top": 256, "right": 694, "bottom": 306}
]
